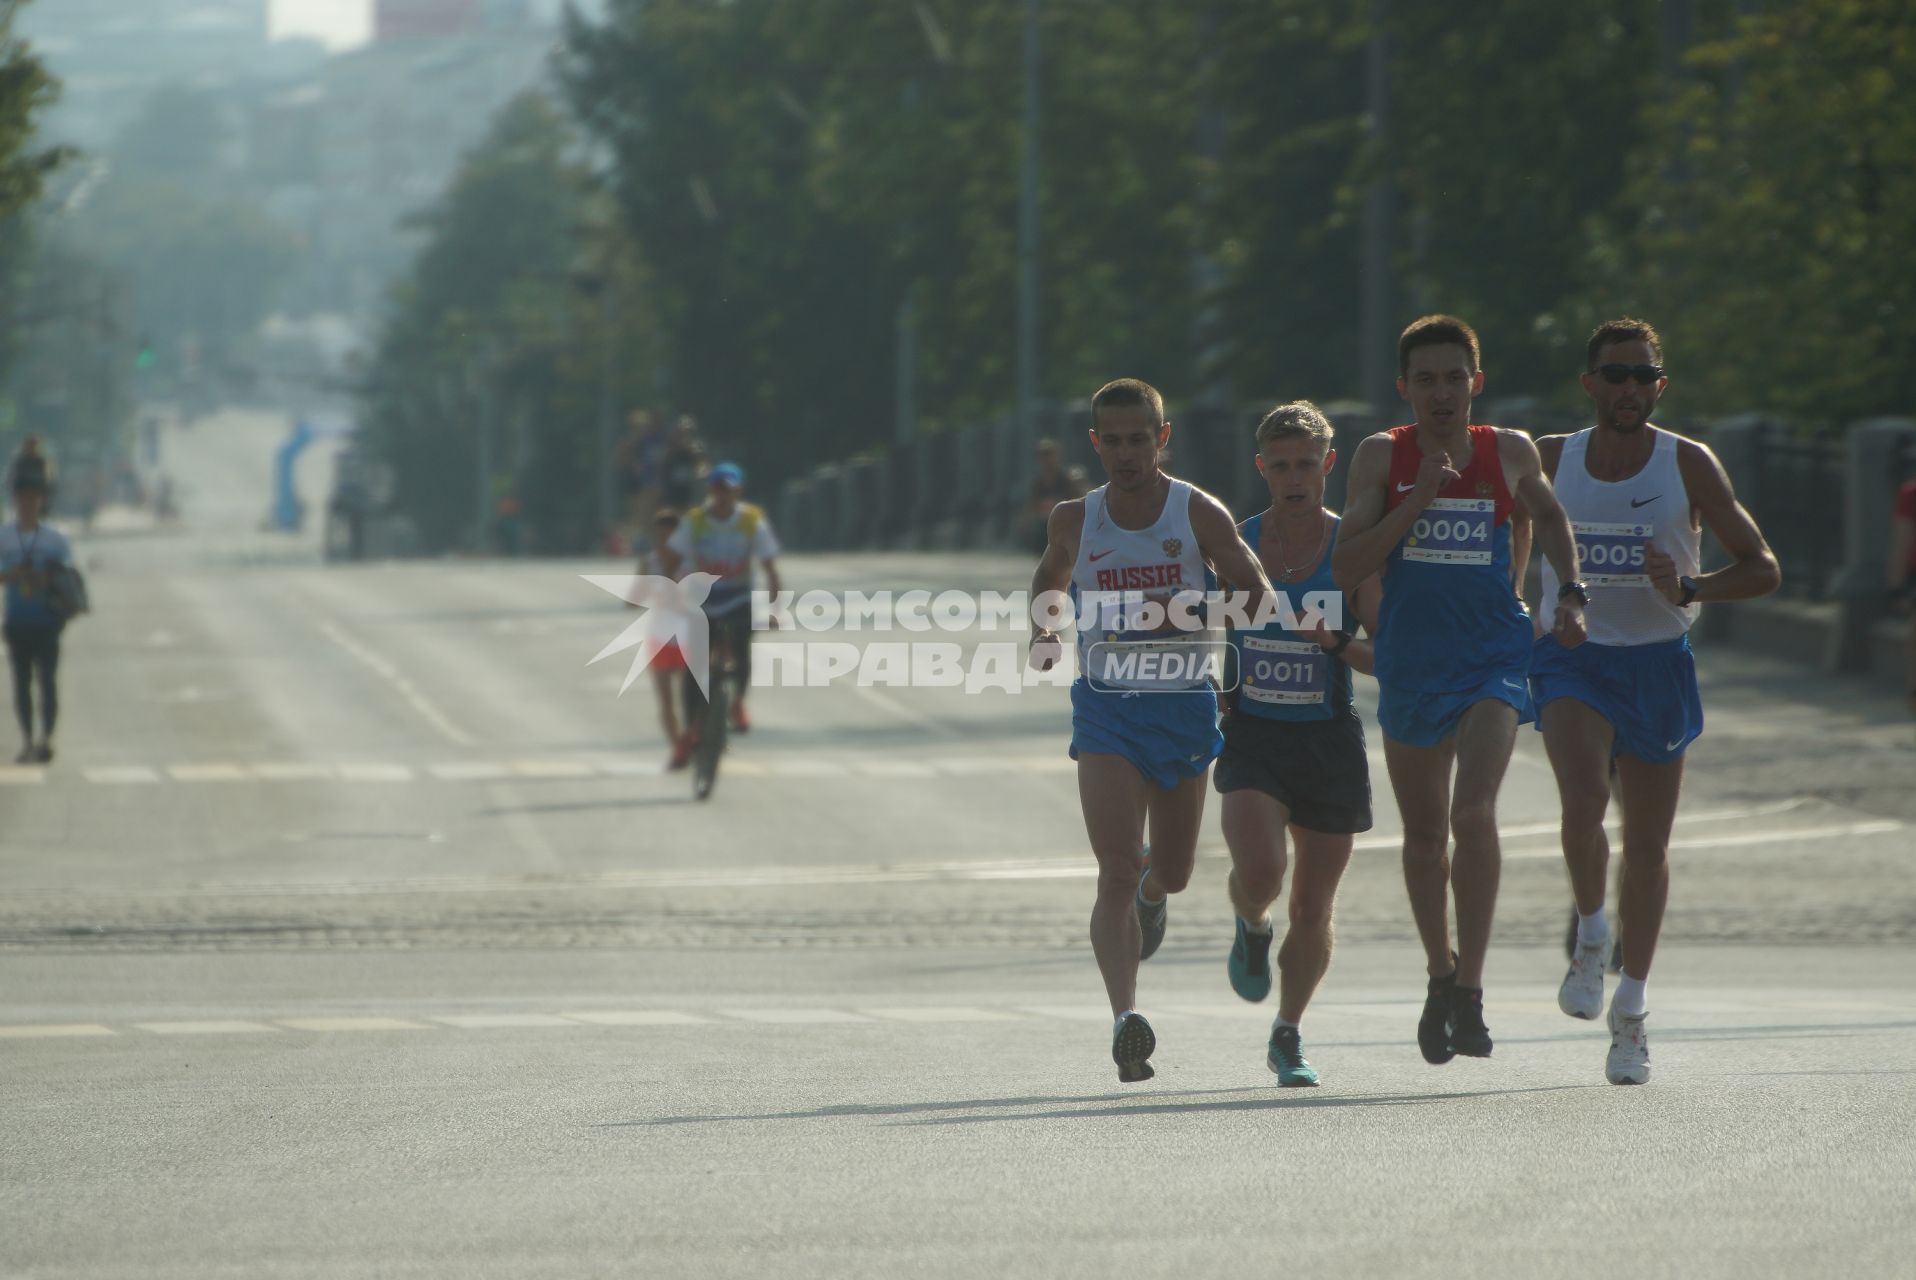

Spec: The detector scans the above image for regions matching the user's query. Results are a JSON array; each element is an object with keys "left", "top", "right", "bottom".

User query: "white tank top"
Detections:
[
  {"left": 1070, "top": 478, "right": 1211, "bottom": 690},
  {"left": 1542, "top": 428, "right": 1700, "bottom": 646}
]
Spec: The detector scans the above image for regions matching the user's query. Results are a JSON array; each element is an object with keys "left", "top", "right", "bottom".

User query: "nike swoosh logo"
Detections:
[
  {"left": 1630, "top": 496, "right": 1658, "bottom": 508},
  {"left": 1088, "top": 549, "right": 1115, "bottom": 562},
  {"left": 1665, "top": 737, "right": 1685, "bottom": 751},
  {"left": 1503, "top": 679, "right": 1525, "bottom": 691},
  {"left": 1396, "top": 483, "right": 1417, "bottom": 492}
]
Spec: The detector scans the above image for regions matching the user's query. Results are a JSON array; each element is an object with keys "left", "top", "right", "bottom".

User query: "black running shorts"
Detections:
[{"left": 1212, "top": 709, "right": 1372, "bottom": 835}]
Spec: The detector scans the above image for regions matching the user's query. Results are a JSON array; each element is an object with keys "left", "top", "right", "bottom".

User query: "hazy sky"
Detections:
[{"left": 270, "top": 0, "right": 372, "bottom": 50}]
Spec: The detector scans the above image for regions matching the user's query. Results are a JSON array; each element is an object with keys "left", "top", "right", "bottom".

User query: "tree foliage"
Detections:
[
  {"left": 360, "top": 0, "right": 1913, "bottom": 550},
  {"left": 358, "top": 91, "right": 658, "bottom": 553}
]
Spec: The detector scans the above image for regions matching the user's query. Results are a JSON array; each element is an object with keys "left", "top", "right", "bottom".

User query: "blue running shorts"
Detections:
[
  {"left": 1069, "top": 680, "right": 1223, "bottom": 789},
  {"left": 1377, "top": 668, "right": 1535, "bottom": 749},
  {"left": 1530, "top": 633, "right": 1703, "bottom": 764}
]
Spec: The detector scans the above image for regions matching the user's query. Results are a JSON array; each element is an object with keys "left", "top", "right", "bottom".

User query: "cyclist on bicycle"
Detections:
[{"left": 658, "top": 462, "right": 782, "bottom": 754}]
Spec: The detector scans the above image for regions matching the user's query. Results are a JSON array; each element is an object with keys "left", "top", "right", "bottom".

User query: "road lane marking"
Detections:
[
  {"left": 0, "top": 1024, "right": 115, "bottom": 1037},
  {"left": 275, "top": 1017, "right": 432, "bottom": 1032},
  {"left": 84, "top": 766, "right": 162, "bottom": 784},
  {"left": 251, "top": 763, "right": 337, "bottom": 781},
  {"left": 0, "top": 767, "right": 47, "bottom": 785},
  {"left": 859, "top": 1006, "right": 1022, "bottom": 1023},
  {"left": 716, "top": 1008, "right": 874, "bottom": 1024},
  {"left": 133, "top": 1021, "right": 278, "bottom": 1035},
  {"left": 168, "top": 764, "right": 248, "bottom": 782},
  {"left": 429, "top": 761, "right": 510, "bottom": 781},
  {"left": 561, "top": 1011, "right": 711, "bottom": 1026},
  {"left": 430, "top": 1014, "right": 578, "bottom": 1029},
  {"left": 336, "top": 763, "right": 414, "bottom": 783},
  {"left": 315, "top": 618, "right": 475, "bottom": 747},
  {"left": 510, "top": 760, "right": 596, "bottom": 779}
]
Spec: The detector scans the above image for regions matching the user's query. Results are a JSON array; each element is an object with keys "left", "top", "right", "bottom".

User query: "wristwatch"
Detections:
[
  {"left": 1557, "top": 580, "right": 1590, "bottom": 607},
  {"left": 1320, "top": 630, "right": 1353, "bottom": 656},
  {"left": 1677, "top": 575, "right": 1699, "bottom": 607}
]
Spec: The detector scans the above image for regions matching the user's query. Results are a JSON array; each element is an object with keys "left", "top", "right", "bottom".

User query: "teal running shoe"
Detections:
[
  {"left": 1266, "top": 1023, "right": 1319, "bottom": 1087},
  {"left": 1227, "top": 916, "right": 1274, "bottom": 1002}
]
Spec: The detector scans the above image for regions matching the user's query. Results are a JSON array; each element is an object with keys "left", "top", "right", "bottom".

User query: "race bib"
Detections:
[
  {"left": 1239, "top": 635, "right": 1328, "bottom": 706},
  {"left": 1401, "top": 497, "right": 1495, "bottom": 566},
  {"left": 1572, "top": 520, "right": 1652, "bottom": 586}
]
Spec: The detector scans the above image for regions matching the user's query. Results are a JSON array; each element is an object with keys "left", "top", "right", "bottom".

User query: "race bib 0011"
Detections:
[
  {"left": 1401, "top": 497, "right": 1495, "bottom": 565},
  {"left": 1572, "top": 520, "right": 1652, "bottom": 586},
  {"left": 1239, "top": 635, "right": 1328, "bottom": 706}
]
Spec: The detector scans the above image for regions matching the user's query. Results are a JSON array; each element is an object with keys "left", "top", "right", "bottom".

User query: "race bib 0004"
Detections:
[
  {"left": 1572, "top": 520, "right": 1652, "bottom": 586},
  {"left": 1401, "top": 497, "right": 1495, "bottom": 566}
]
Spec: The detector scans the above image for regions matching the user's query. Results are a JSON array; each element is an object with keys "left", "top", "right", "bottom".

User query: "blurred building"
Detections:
[{"left": 14, "top": 0, "right": 293, "bottom": 148}]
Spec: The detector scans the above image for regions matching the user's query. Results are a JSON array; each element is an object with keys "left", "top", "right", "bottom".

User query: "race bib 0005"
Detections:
[
  {"left": 1572, "top": 520, "right": 1652, "bottom": 586},
  {"left": 1401, "top": 497, "right": 1495, "bottom": 566}
]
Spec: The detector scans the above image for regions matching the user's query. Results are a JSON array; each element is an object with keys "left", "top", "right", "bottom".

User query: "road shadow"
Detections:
[{"left": 599, "top": 1082, "right": 1594, "bottom": 1130}]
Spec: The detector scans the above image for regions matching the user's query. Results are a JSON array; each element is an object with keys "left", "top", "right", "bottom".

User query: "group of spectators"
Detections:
[{"left": 612, "top": 410, "right": 710, "bottom": 553}]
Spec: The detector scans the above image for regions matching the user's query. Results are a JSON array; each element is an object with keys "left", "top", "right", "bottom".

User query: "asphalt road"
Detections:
[{"left": 3, "top": 409, "right": 1911, "bottom": 1279}]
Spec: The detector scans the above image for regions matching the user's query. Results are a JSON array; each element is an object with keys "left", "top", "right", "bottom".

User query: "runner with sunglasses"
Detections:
[{"left": 1529, "top": 318, "right": 1779, "bottom": 1085}]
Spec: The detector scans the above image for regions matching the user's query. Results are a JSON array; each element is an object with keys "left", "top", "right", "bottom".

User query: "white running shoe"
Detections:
[
  {"left": 1558, "top": 940, "right": 1608, "bottom": 1020},
  {"left": 1606, "top": 1003, "right": 1650, "bottom": 1085}
]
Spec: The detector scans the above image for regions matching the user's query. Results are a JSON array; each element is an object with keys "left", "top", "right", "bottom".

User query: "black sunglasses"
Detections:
[{"left": 1592, "top": 363, "right": 1664, "bottom": 385}]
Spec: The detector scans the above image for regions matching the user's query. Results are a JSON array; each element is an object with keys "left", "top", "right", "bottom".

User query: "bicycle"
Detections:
[{"left": 691, "top": 638, "right": 735, "bottom": 801}]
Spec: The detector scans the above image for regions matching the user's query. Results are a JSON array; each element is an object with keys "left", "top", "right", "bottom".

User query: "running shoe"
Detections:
[
  {"left": 13, "top": 744, "right": 31, "bottom": 765},
  {"left": 1566, "top": 905, "right": 1625, "bottom": 975},
  {"left": 729, "top": 702, "right": 751, "bottom": 733},
  {"left": 1227, "top": 916, "right": 1274, "bottom": 1002},
  {"left": 1418, "top": 967, "right": 1457, "bottom": 1065},
  {"left": 1606, "top": 1004, "right": 1650, "bottom": 1085},
  {"left": 1136, "top": 872, "right": 1168, "bottom": 962},
  {"left": 1113, "top": 1011, "right": 1156, "bottom": 1083},
  {"left": 1266, "top": 1024, "right": 1319, "bottom": 1087},
  {"left": 1559, "top": 939, "right": 1608, "bottom": 1020},
  {"left": 1448, "top": 984, "right": 1493, "bottom": 1058},
  {"left": 34, "top": 742, "right": 51, "bottom": 763}
]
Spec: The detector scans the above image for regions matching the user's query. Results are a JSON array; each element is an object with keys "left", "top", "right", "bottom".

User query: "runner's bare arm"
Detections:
[
  {"left": 1190, "top": 488, "right": 1272, "bottom": 611},
  {"left": 1029, "top": 499, "right": 1084, "bottom": 668},
  {"left": 1504, "top": 429, "right": 1586, "bottom": 647},
  {"left": 1511, "top": 434, "right": 1566, "bottom": 617},
  {"left": 1332, "top": 434, "right": 1451, "bottom": 591},
  {"left": 1653, "top": 440, "right": 1781, "bottom": 604},
  {"left": 1338, "top": 572, "right": 1383, "bottom": 677}
]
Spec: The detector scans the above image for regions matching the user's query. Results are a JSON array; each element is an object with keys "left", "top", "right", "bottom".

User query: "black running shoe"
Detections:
[
  {"left": 1448, "top": 984, "right": 1493, "bottom": 1057},
  {"left": 1136, "top": 875, "right": 1168, "bottom": 962},
  {"left": 1113, "top": 1012, "right": 1156, "bottom": 1083},
  {"left": 1418, "top": 968, "right": 1457, "bottom": 1065}
]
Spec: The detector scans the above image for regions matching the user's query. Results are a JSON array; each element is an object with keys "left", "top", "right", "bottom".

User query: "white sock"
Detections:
[
  {"left": 1271, "top": 1015, "right": 1298, "bottom": 1032},
  {"left": 1578, "top": 909, "right": 1610, "bottom": 947},
  {"left": 1613, "top": 974, "right": 1647, "bottom": 1018},
  {"left": 1241, "top": 914, "right": 1273, "bottom": 935}
]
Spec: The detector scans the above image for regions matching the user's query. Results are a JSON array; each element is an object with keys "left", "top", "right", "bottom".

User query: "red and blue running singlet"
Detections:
[{"left": 1374, "top": 424, "right": 1532, "bottom": 691}]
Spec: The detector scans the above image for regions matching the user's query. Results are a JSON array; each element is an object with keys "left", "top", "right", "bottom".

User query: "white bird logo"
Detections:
[{"left": 580, "top": 572, "right": 720, "bottom": 697}]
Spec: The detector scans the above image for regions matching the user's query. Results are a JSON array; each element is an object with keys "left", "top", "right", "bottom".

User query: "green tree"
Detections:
[
  {"left": 560, "top": 0, "right": 1209, "bottom": 480},
  {"left": 1589, "top": 0, "right": 1916, "bottom": 422},
  {"left": 359, "top": 92, "right": 658, "bottom": 553},
  {"left": 0, "top": 1, "right": 72, "bottom": 398}
]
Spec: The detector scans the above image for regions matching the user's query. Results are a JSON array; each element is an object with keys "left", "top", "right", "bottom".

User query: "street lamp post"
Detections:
[{"left": 1017, "top": 0, "right": 1041, "bottom": 444}]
